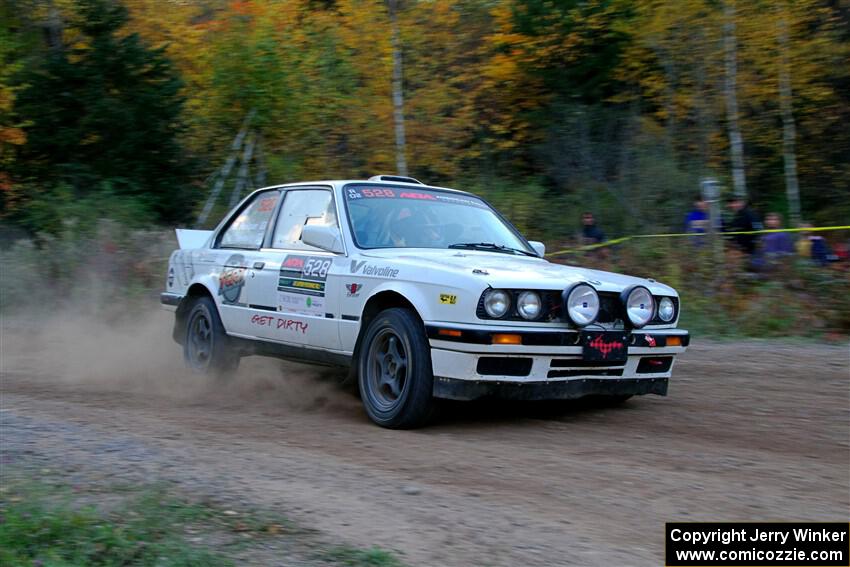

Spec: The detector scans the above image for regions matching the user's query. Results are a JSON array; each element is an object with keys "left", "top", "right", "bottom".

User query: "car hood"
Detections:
[{"left": 360, "top": 249, "right": 677, "bottom": 296}]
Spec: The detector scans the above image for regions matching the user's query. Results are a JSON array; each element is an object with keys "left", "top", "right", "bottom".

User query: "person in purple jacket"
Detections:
[{"left": 762, "top": 212, "right": 794, "bottom": 257}]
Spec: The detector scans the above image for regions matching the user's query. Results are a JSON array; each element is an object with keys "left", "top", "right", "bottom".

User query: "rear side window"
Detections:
[
  {"left": 219, "top": 192, "right": 280, "bottom": 249},
  {"left": 272, "top": 189, "right": 336, "bottom": 250}
]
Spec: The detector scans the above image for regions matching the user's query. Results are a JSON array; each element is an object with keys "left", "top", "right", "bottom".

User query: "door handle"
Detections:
[{"left": 253, "top": 261, "right": 265, "bottom": 270}]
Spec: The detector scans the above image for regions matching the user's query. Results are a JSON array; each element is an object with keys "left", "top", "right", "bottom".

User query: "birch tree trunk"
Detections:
[
  {"left": 723, "top": 0, "right": 747, "bottom": 199},
  {"left": 388, "top": 0, "right": 408, "bottom": 176},
  {"left": 777, "top": 4, "right": 801, "bottom": 226}
]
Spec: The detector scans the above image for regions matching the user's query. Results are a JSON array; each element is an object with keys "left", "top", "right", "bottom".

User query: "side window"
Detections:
[
  {"left": 272, "top": 190, "right": 336, "bottom": 250},
  {"left": 219, "top": 191, "right": 280, "bottom": 249}
]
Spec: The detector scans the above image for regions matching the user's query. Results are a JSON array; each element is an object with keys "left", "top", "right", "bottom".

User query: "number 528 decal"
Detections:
[
  {"left": 280, "top": 255, "right": 331, "bottom": 281},
  {"left": 303, "top": 257, "right": 331, "bottom": 280}
]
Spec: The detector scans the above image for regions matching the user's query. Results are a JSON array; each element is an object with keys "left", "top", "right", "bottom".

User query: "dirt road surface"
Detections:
[{"left": 2, "top": 313, "right": 849, "bottom": 566}]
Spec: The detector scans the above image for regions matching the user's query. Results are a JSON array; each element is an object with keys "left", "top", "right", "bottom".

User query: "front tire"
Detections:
[
  {"left": 183, "top": 296, "right": 239, "bottom": 377},
  {"left": 358, "top": 308, "right": 435, "bottom": 428}
]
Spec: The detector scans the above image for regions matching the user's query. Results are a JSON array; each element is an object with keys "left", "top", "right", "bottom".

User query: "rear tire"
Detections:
[
  {"left": 358, "top": 308, "right": 435, "bottom": 428},
  {"left": 183, "top": 296, "right": 239, "bottom": 377}
]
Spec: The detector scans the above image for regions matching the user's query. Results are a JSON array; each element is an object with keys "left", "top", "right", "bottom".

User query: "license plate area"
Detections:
[{"left": 582, "top": 331, "right": 628, "bottom": 363}]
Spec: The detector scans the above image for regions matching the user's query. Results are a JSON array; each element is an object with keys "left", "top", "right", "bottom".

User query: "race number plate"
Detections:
[{"left": 581, "top": 331, "right": 628, "bottom": 363}]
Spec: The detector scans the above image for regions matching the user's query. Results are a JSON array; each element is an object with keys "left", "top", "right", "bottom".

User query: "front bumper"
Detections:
[
  {"left": 434, "top": 376, "right": 668, "bottom": 401},
  {"left": 425, "top": 323, "right": 689, "bottom": 401}
]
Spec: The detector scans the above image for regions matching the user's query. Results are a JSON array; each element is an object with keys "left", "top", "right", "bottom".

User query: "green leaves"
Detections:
[{"left": 11, "top": 0, "right": 193, "bottom": 227}]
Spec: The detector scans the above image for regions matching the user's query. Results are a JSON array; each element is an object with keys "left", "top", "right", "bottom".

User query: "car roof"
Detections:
[{"left": 263, "top": 179, "right": 472, "bottom": 196}]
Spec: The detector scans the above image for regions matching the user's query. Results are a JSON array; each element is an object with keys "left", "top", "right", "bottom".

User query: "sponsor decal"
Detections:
[
  {"left": 257, "top": 195, "right": 278, "bottom": 212},
  {"left": 439, "top": 293, "right": 457, "bottom": 305},
  {"left": 344, "top": 186, "right": 488, "bottom": 209},
  {"left": 644, "top": 334, "right": 656, "bottom": 347},
  {"left": 278, "top": 291, "right": 325, "bottom": 316},
  {"left": 174, "top": 251, "right": 194, "bottom": 286},
  {"left": 278, "top": 255, "right": 331, "bottom": 297},
  {"left": 349, "top": 260, "right": 399, "bottom": 278},
  {"left": 167, "top": 267, "right": 175, "bottom": 287},
  {"left": 219, "top": 254, "right": 247, "bottom": 304},
  {"left": 251, "top": 314, "right": 309, "bottom": 334},
  {"left": 587, "top": 334, "right": 625, "bottom": 360},
  {"left": 345, "top": 283, "right": 362, "bottom": 297}
]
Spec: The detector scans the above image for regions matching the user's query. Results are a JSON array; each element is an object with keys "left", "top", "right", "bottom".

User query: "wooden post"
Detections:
[
  {"left": 228, "top": 134, "right": 256, "bottom": 210},
  {"left": 196, "top": 110, "right": 255, "bottom": 227}
]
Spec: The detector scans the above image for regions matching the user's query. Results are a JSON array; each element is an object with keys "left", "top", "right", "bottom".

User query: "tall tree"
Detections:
[
  {"left": 387, "top": 0, "right": 408, "bottom": 176},
  {"left": 723, "top": 0, "right": 747, "bottom": 199},
  {"left": 12, "top": 0, "right": 193, "bottom": 222},
  {"left": 776, "top": 1, "right": 800, "bottom": 226}
]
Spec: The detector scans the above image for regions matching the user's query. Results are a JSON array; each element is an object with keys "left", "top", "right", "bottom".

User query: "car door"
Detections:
[
  {"left": 244, "top": 187, "right": 343, "bottom": 351},
  {"left": 213, "top": 190, "right": 282, "bottom": 337}
]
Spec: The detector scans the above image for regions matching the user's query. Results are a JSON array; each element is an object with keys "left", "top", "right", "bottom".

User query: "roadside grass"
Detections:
[
  {"left": 0, "top": 482, "right": 231, "bottom": 566},
  {"left": 0, "top": 475, "right": 406, "bottom": 567},
  {"left": 322, "top": 546, "right": 407, "bottom": 567}
]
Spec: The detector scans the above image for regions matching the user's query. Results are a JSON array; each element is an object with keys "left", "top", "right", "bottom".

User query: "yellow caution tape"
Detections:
[{"left": 545, "top": 225, "right": 850, "bottom": 257}]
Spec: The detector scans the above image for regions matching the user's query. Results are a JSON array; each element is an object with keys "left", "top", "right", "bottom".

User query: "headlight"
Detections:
[
  {"left": 517, "top": 291, "right": 542, "bottom": 320},
  {"left": 623, "top": 286, "right": 654, "bottom": 328},
  {"left": 564, "top": 283, "right": 599, "bottom": 327},
  {"left": 657, "top": 297, "right": 676, "bottom": 322},
  {"left": 483, "top": 289, "right": 511, "bottom": 318}
]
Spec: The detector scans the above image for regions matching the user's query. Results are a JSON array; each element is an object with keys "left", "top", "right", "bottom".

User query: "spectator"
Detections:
[
  {"left": 580, "top": 212, "right": 606, "bottom": 244},
  {"left": 762, "top": 212, "right": 794, "bottom": 257},
  {"left": 797, "top": 222, "right": 838, "bottom": 266},
  {"left": 579, "top": 211, "right": 609, "bottom": 261},
  {"left": 796, "top": 223, "right": 813, "bottom": 258},
  {"left": 684, "top": 195, "right": 710, "bottom": 234},
  {"left": 810, "top": 234, "right": 837, "bottom": 266},
  {"left": 725, "top": 196, "right": 759, "bottom": 255}
]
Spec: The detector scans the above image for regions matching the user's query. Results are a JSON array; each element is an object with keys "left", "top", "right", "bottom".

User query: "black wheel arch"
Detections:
[
  {"left": 173, "top": 284, "right": 217, "bottom": 345},
  {"left": 348, "top": 291, "right": 425, "bottom": 382}
]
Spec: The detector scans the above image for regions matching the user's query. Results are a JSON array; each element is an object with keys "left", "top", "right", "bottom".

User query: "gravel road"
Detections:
[{"left": 2, "top": 313, "right": 848, "bottom": 566}]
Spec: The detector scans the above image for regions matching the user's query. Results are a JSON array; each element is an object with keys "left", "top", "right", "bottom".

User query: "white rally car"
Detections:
[{"left": 162, "top": 176, "right": 689, "bottom": 428}]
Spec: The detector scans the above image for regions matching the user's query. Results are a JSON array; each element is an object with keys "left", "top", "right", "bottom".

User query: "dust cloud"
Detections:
[{"left": 1, "top": 306, "right": 351, "bottom": 412}]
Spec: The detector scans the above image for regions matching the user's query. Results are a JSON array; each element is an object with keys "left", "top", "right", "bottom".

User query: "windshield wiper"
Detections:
[{"left": 448, "top": 242, "right": 537, "bottom": 257}]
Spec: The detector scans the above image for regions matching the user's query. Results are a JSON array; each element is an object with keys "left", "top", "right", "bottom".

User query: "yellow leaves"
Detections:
[
  {"left": 483, "top": 53, "right": 521, "bottom": 84},
  {"left": 0, "top": 126, "right": 26, "bottom": 146}
]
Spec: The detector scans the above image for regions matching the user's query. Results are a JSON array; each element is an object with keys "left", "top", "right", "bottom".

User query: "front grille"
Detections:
[
  {"left": 548, "top": 357, "right": 625, "bottom": 379},
  {"left": 551, "top": 358, "right": 626, "bottom": 368},
  {"left": 477, "top": 357, "right": 533, "bottom": 376},
  {"left": 596, "top": 292, "right": 625, "bottom": 324},
  {"left": 475, "top": 288, "right": 670, "bottom": 329},
  {"left": 548, "top": 368, "right": 624, "bottom": 378},
  {"left": 476, "top": 290, "right": 562, "bottom": 322}
]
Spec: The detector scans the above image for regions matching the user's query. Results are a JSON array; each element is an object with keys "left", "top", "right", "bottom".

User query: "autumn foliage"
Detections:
[{"left": 1, "top": 0, "right": 848, "bottom": 235}]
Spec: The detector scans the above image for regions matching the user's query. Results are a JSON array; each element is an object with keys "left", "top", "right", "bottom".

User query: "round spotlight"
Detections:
[
  {"left": 623, "top": 286, "right": 654, "bottom": 328},
  {"left": 564, "top": 283, "right": 600, "bottom": 327}
]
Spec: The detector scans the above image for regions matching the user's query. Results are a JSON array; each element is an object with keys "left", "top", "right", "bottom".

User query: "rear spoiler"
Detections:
[{"left": 175, "top": 229, "right": 212, "bottom": 250}]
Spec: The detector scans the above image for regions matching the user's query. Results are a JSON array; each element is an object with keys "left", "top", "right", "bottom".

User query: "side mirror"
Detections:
[
  {"left": 302, "top": 224, "right": 344, "bottom": 254},
  {"left": 529, "top": 240, "right": 546, "bottom": 257}
]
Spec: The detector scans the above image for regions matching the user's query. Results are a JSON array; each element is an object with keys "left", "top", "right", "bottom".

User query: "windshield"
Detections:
[{"left": 343, "top": 184, "right": 533, "bottom": 254}]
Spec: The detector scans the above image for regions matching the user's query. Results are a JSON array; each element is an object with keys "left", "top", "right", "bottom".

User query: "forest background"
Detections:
[{"left": 1, "top": 0, "right": 848, "bottom": 335}]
